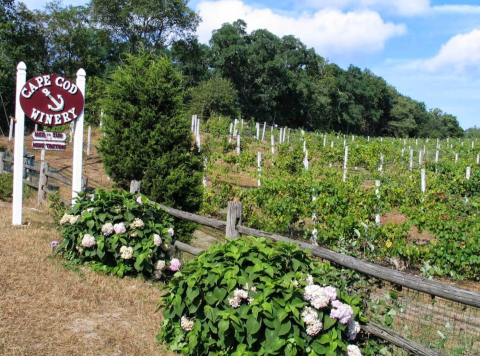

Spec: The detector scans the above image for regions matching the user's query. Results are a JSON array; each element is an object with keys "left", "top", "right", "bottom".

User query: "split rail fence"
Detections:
[
  {"left": 157, "top": 200, "right": 480, "bottom": 356},
  {"left": 0, "top": 152, "right": 87, "bottom": 205},
  {"left": 2, "top": 150, "right": 479, "bottom": 355}
]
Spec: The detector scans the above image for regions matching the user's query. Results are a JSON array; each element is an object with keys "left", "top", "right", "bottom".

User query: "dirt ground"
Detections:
[{"left": 0, "top": 199, "right": 178, "bottom": 356}]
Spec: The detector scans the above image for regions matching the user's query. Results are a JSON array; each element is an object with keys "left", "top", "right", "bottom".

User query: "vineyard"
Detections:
[{"left": 198, "top": 117, "right": 480, "bottom": 282}]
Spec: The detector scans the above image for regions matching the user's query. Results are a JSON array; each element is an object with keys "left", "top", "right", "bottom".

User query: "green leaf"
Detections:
[
  {"left": 278, "top": 321, "right": 291, "bottom": 336},
  {"left": 311, "top": 341, "right": 327, "bottom": 354},
  {"left": 323, "top": 315, "right": 336, "bottom": 331},
  {"left": 246, "top": 315, "right": 262, "bottom": 335},
  {"left": 86, "top": 220, "right": 94, "bottom": 229},
  {"left": 218, "top": 320, "right": 229, "bottom": 334}
]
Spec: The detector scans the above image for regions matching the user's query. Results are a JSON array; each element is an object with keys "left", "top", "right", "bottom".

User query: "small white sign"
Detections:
[
  {"left": 31, "top": 131, "right": 67, "bottom": 141},
  {"left": 32, "top": 140, "right": 66, "bottom": 151}
]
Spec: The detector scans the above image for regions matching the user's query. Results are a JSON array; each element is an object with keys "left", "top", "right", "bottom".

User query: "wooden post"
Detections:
[
  {"left": 226, "top": 201, "right": 242, "bottom": 239},
  {"left": 375, "top": 180, "right": 381, "bottom": 226},
  {"left": 262, "top": 122, "right": 266, "bottom": 141},
  {"left": 257, "top": 152, "right": 261, "bottom": 187},
  {"left": 0, "top": 152, "right": 4, "bottom": 174},
  {"left": 236, "top": 134, "right": 241, "bottom": 156},
  {"left": 37, "top": 161, "right": 48, "bottom": 206},
  {"left": 86, "top": 125, "right": 92, "bottom": 156},
  {"left": 421, "top": 169, "right": 426, "bottom": 194},
  {"left": 303, "top": 149, "right": 309, "bottom": 170},
  {"left": 81, "top": 176, "right": 88, "bottom": 192},
  {"left": 130, "top": 180, "right": 141, "bottom": 194},
  {"left": 9, "top": 118, "right": 13, "bottom": 140},
  {"left": 409, "top": 149, "right": 413, "bottom": 170},
  {"left": 12, "top": 62, "right": 27, "bottom": 226},
  {"left": 343, "top": 146, "right": 348, "bottom": 182}
]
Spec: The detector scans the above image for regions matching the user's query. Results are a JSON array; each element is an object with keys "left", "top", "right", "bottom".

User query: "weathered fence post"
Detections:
[
  {"left": 257, "top": 152, "right": 261, "bottom": 187},
  {"left": 0, "top": 152, "right": 4, "bottom": 174},
  {"left": 375, "top": 180, "right": 381, "bottom": 226},
  {"left": 261, "top": 122, "right": 266, "bottom": 141},
  {"left": 226, "top": 201, "right": 242, "bottom": 239},
  {"left": 81, "top": 176, "right": 88, "bottom": 192},
  {"left": 87, "top": 125, "right": 91, "bottom": 156},
  {"left": 37, "top": 161, "right": 48, "bottom": 206},
  {"left": 130, "top": 180, "right": 141, "bottom": 194},
  {"left": 9, "top": 117, "right": 13, "bottom": 140},
  {"left": 343, "top": 146, "right": 348, "bottom": 182}
]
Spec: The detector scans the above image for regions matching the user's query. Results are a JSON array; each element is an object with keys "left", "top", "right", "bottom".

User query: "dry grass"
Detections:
[{"left": 0, "top": 200, "right": 176, "bottom": 356}]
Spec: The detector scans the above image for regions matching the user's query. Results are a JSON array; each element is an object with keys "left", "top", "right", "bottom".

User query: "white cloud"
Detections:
[
  {"left": 405, "top": 29, "right": 480, "bottom": 75},
  {"left": 432, "top": 5, "right": 480, "bottom": 14},
  {"left": 196, "top": 0, "right": 406, "bottom": 55},
  {"left": 300, "top": 0, "right": 430, "bottom": 16}
]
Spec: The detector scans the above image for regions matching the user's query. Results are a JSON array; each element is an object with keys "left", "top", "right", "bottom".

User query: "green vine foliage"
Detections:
[
  {"left": 58, "top": 189, "right": 176, "bottom": 277},
  {"left": 158, "top": 237, "right": 389, "bottom": 356}
]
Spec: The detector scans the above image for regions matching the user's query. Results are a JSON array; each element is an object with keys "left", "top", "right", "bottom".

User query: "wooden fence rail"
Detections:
[
  {"left": 161, "top": 201, "right": 453, "bottom": 356},
  {"left": 0, "top": 152, "right": 85, "bottom": 206}
]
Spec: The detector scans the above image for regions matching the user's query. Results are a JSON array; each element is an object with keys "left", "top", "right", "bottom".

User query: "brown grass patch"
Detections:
[{"left": 0, "top": 201, "right": 175, "bottom": 356}]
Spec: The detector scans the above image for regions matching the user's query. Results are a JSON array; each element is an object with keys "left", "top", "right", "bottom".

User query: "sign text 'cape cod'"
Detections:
[{"left": 20, "top": 74, "right": 84, "bottom": 127}]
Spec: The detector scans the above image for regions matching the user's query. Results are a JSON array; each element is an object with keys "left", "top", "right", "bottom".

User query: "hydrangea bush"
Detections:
[
  {"left": 58, "top": 189, "right": 178, "bottom": 278},
  {"left": 158, "top": 237, "right": 387, "bottom": 356}
]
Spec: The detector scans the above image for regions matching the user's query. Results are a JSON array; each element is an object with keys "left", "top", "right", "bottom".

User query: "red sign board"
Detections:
[
  {"left": 20, "top": 74, "right": 84, "bottom": 127},
  {"left": 32, "top": 141, "right": 67, "bottom": 151},
  {"left": 31, "top": 131, "right": 67, "bottom": 141}
]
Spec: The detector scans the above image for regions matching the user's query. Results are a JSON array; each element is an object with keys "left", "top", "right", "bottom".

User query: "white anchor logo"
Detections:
[{"left": 42, "top": 88, "right": 64, "bottom": 112}]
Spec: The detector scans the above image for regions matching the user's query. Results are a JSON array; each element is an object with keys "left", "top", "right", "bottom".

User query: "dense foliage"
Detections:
[
  {"left": 99, "top": 51, "right": 204, "bottom": 237},
  {"left": 158, "top": 237, "right": 389, "bottom": 356},
  {"left": 202, "top": 128, "right": 480, "bottom": 281},
  {"left": 58, "top": 189, "right": 177, "bottom": 277},
  {"left": 0, "top": 1, "right": 469, "bottom": 136}
]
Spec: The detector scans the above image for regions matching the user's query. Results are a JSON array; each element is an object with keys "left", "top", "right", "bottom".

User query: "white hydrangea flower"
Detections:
[
  {"left": 228, "top": 297, "right": 242, "bottom": 308},
  {"left": 301, "top": 306, "right": 319, "bottom": 325},
  {"left": 81, "top": 234, "right": 96, "bottom": 248},
  {"left": 234, "top": 289, "right": 249, "bottom": 300},
  {"left": 130, "top": 218, "right": 145, "bottom": 229},
  {"left": 101, "top": 222, "right": 114, "bottom": 236},
  {"left": 347, "top": 345, "right": 362, "bottom": 356},
  {"left": 306, "top": 320, "right": 323, "bottom": 336},
  {"left": 60, "top": 213, "right": 71, "bottom": 225},
  {"left": 180, "top": 316, "right": 194, "bottom": 332},
  {"left": 292, "top": 280, "right": 300, "bottom": 287},
  {"left": 154, "top": 260, "right": 166, "bottom": 271},
  {"left": 136, "top": 196, "right": 143, "bottom": 204},
  {"left": 167, "top": 227, "right": 174, "bottom": 237},
  {"left": 305, "top": 274, "right": 314, "bottom": 285},
  {"left": 120, "top": 245, "right": 134, "bottom": 259},
  {"left": 330, "top": 300, "right": 354, "bottom": 324},
  {"left": 69, "top": 215, "right": 79, "bottom": 224},
  {"left": 347, "top": 318, "right": 361, "bottom": 340},
  {"left": 153, "top": 234, "right": 162, "bottom": 246},
  {"left": 304, "top": 285, "right": 329, "bottom": 307}
]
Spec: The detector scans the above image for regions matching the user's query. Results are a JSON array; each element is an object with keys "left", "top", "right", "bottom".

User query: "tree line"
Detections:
[{"left": 0, "top": 0, "right": 465, "bottom": 138}]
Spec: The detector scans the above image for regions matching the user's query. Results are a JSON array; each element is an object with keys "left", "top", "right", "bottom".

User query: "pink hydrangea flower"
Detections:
[
  {"left": 136, "top": 196, "right": 143, "bottom": 204},
  {"left": 330, "top": 300, "right": 354, "bottom": 324},
  {"left": 169, "top": 258, "right": 182, "bottom": 271},
  {"left": 114, "top": 222, "right": 126, "bottom": 234}
]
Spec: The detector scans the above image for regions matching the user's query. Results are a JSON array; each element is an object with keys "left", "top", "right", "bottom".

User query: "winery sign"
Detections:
[{"left": 19, "top": 74, "right": 84, "bottom": 126}]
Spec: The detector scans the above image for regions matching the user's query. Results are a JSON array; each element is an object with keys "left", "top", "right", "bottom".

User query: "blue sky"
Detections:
[{"left": 24, "top": 0, "right": 480, "bottom": 129}]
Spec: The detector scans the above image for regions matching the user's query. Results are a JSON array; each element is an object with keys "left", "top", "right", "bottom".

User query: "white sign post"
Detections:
[
  {"left": 71, "top": 69, "right": 86, "bottom": 204},
  {"left": 12, "top": 62, "right": 27, "bottom": 225}
]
